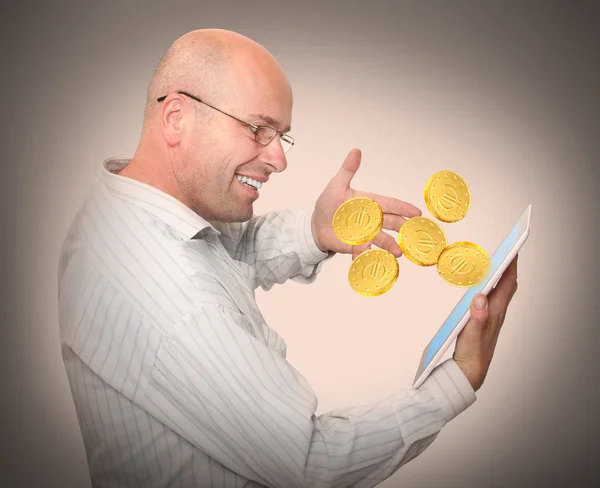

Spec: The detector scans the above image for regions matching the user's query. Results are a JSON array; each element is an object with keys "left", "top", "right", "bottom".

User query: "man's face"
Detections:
[{"left": 177, "top": 73, "right": 293, "bottom": 223}]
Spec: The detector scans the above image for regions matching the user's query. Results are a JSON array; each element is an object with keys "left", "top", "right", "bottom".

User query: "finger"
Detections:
[
  {"left": 352, "top": 241, "right": 372, "bottom": 260},
  {"left": 469, "top": 294, "right": 490, "bottom": 330},
  {"left": 352, "top": 229, "right": 403, "bottom": 259},
  {"left": 382, "top": 213, "right": 407, "bottom": 233},
  {"left": 328, "top": 149, "right": 362, "bottom": 191},
  {"left": 453, "top": 294, "right": 491, "bottom": 391},
  {"left": 371, "top": 231, "right": 402, "bottom": 258},
  {"left": 354, "top": 191, "right": 422, "bottom": 218},
  {"left": 455, "top": 294, "right": 489, "bottom": 344}
]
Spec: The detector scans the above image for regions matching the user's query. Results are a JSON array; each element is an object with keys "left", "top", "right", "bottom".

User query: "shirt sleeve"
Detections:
[
  {"left": 137, "top": 303, "right": 476, "bottom": 488},
  {"left": 210, "top": 207, "right": 335, "bottom": 290}
]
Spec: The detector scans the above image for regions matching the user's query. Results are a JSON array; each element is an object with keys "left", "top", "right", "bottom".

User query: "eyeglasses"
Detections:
[{"left": 157, "top": 91, "right": 295, "bottom": 153}]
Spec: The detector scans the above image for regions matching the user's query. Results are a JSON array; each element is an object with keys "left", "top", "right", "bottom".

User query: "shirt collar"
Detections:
[{"left": 100, "top": 158, "right": 220, "bottom": 240}]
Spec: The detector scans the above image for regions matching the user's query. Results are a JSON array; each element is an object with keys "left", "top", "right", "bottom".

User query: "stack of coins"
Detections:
[{"left": 332, "top": 170, "right": 490, "bottom": 295}]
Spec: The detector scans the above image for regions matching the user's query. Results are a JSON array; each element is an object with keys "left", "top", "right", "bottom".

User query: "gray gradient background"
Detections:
[{"left": 2, "top": 1, "right": 599, "bottom": 487}]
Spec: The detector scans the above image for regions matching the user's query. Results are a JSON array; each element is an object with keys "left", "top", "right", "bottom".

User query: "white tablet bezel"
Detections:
[{"left": 412, "top": 205, "right": 532, "bottom": 389}]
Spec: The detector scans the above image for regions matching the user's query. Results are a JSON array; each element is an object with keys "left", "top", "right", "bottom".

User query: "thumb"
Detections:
[
  {"left": 456, "top": 294, "right": 489, "bottom": 345},
  {"left": 468, "top": 294, "right": 489, "bottom": 330},
  {"left": 328, "top": 148, "right": 362, "bottom": 190},
  {"left": 454, "top": 294, "right": 489, "bottom": 360}
]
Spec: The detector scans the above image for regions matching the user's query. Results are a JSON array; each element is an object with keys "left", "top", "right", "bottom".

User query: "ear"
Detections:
[{"left": 159, "top": 94, "right": 186, "bottom": 146}]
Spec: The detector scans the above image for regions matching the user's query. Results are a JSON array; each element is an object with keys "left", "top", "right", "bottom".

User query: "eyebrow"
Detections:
[{"left": 249, "top": 113, "right": 291, "bottom": 133}]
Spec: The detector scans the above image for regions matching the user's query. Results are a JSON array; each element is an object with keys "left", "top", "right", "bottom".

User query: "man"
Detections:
[{"left": 58, "top": 29, "right": 518, "bottom": 487}]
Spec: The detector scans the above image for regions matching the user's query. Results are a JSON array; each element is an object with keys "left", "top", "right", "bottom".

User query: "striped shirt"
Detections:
[{"left": 57, "top": 158, "right": 476, "bottom": 488}]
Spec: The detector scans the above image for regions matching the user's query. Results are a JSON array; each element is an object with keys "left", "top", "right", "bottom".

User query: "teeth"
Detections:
[{"left": 236, "top": 174, "right": 262, "bottom": 189}]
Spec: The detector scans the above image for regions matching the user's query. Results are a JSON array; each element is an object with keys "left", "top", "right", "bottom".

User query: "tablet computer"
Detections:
[{"left": 412, "top": 205, "right": 532, "bottom": 388}]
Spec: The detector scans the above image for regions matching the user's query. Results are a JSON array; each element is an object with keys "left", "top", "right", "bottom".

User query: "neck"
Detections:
[{"left": 119, "top": 143, "right": 186, "bottom": 205}]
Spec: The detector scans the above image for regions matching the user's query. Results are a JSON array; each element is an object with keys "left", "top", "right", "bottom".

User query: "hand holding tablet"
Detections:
[
  {"left": 453, "top": 254, "right": 519, "bottom": 391},
  {"left": 412, "top": 205, "right": 530, "bottom": 389}
]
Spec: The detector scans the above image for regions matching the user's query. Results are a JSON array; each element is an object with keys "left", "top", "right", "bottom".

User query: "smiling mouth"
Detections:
[{"left": 235, "top": 174, "right": 262, "bottom": 190}]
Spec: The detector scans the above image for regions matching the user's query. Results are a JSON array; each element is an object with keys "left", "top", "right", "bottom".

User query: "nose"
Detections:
[{"left": 260, "top": 136, "right": 288, "bottom": 173}]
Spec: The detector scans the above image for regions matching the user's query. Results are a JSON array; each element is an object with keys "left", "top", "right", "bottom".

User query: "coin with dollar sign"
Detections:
[
  {"left": 398, "top": 216, "right": 447, "bottom": 266},
  {"left": 437, "top": 242, "right": 490, "bottom": 287},
  {"left": 333, "top": 197, "right": 384, "bottom": 245},
  {"left": 424, "top": 170, "right": 471, "bottom": 223},
  {"left": 348, "top": 249, "right": 399, "bottom": 296}
]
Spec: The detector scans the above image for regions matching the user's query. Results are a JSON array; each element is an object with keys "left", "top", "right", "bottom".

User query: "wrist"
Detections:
[
  {"left": 454, "top": 357, "right": 485, "bottom": 392},
  {"left": 311, "top": 212, "right": 328, "bottom": 253}
]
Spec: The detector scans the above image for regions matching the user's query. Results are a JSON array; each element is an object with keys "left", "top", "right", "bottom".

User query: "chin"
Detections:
[
  {"left": 191, "top": 200, "right": 252, "bottom": 223},
  {"left": 219, "top": 207, "right": 254, "bottom": 223}
]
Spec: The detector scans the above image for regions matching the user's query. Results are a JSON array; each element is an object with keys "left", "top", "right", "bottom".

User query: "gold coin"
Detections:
[
  {"left": 348, "top": 249, "right": 399, "bottom": 296},
  {"left": 437, "top": 242, "right": 490, "bottom": 287},
  {"left": 398, "top": 217, "right": 447, "bottom": 266},
  {"left": 333, "top": 197, "right": 384, "bottom": 245},
  {"left": 424, "top": 170, "right": 471, "bottom": 222}
]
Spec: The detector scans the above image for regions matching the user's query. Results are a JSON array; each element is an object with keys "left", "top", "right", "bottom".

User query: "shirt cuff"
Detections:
[
  {"left": 419, "top": 358, "right": 477, "bottom": 421},
  {"left": 297, "top": 207, "right": 335, "bottom": 266}
]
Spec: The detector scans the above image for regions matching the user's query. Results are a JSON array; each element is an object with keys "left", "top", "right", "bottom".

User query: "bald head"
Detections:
[
  {"left": 143, "top": 29, "right": 291, "bottom": 124},
  {"left": 124, "top": 29, "right": 293, "bottom": 222}
]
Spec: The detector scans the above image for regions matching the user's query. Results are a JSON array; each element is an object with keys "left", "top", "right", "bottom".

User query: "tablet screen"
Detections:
[{"left": 421, "top": 216, "right": 524, "bottom": 370}]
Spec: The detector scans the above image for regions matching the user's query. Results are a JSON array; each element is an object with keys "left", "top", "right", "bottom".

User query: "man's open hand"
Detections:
[{"left": 311, "top": 149, "right": 422, "bottom": 259}]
